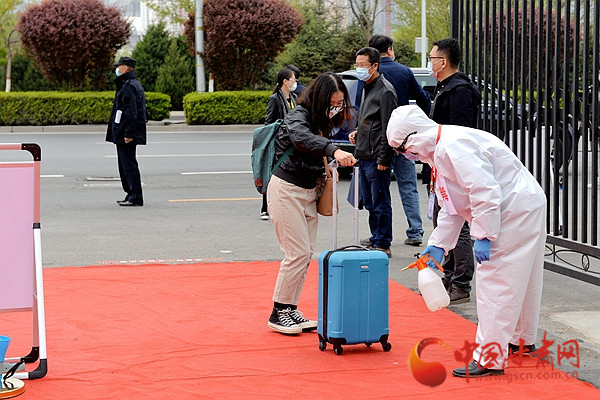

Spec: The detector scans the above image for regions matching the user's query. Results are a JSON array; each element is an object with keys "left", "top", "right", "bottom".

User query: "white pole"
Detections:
[
  {"left": 421, "top": 0, "right": 427, "bottom": 68},
  {"left": 195, "top": 0, "right": 206, "bottom": 93}
]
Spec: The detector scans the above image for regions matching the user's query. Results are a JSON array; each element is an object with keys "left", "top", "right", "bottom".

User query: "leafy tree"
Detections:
[
  {"left": 0, "top": 0, "right": 25, "bottom": 92},
  {"left": 275, "top": 0, "right": 365, "bottom": 83},
  {"left": 201, "top": 0, "right": 304, "bottom": 90},
  {"left": 17, "top": 0, "right": 130, "bottom": 91},
  {"left": 393, "top": 0, "right": 450, "bottom": 61},
  {"left": 277, "top": 1, "right": 334, "bottom": 80},
  {"left": 131, "top": 22, "right": 173, "bottom": 92},
  {"left": 0, "top": 53, "right": 58, "bottom": 91},
  {"left": 155, "top": 40, "right": 195, "bottom": 110},
  {"left": 141, "top": 0, "right": 194, "bottom": 25}
]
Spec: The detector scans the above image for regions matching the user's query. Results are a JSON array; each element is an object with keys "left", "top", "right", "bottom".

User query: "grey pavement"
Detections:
[{"left": 0, "top": 115, "right": 598, "bottom": 388}]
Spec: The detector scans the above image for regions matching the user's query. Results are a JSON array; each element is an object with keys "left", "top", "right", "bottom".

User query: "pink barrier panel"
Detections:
[{"left": 0, "top": 163, "right": 35, "bottom": 311}]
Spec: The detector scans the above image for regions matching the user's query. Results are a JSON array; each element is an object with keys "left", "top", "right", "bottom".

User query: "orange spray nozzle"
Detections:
[{"left": 401, "top": 254, "right": 444, "bottom": 272}]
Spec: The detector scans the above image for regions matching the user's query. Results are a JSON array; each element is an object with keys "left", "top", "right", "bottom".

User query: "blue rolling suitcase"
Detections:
[{"left": 317, "top": 163, "right": 391, "bottom": 355}]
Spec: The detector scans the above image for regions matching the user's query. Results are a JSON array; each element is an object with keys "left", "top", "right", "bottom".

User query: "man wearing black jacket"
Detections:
[
  {"left": 106, "top": 56, "right": 147, "bottom": 207},
  {"left": 349, "top": 47, "right": 398, "bottom": 257},
  {"left": 428, "top": 38, "right": 481, "bottom": 303}
]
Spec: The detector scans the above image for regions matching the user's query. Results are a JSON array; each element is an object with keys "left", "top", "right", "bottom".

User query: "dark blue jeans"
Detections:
[
  {"left": 391, "top": 154, "right": 424, "bottom": 240},
  {"left": 359, "top": 159, "right": 392, "bottom": 249}
]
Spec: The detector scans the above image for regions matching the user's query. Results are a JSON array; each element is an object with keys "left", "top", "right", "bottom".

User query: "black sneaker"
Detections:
[
  {"left": 448, "top": 286, "right": 470, "bottom": 304},
  {"left": 367, "top": 245, "right": 392, "bottom": 258},
  {"left": 508, "top": 343, "right": 536, "bottom": 357},
  {"left": 268, "top": 307, "right": 301, "bottom": 334},
  {"left": 404, "top": 237, "right": 423, "bottom": 246},
  {"left": 288, "top": 309, "right": 317, "bottom": 331}
]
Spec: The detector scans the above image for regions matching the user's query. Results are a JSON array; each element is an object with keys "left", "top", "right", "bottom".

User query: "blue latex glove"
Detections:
[
  {"left": 474, "top": 238, "right": 491, "bottom": 263},
  {"left": 421, "top": 246, "right": 444, "bottom": 270}
]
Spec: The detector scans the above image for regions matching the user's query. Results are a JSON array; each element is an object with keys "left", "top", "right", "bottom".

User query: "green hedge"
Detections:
[
  {"left": 0, "top": 91, "right": 171, "bottom": 126},
  {"left": 184, "top": 91, "right": 270, "bottom": 124}
]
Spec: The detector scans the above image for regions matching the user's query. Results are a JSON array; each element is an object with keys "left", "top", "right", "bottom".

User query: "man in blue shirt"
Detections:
[{"left": 368, "top": 34, "right": 431, "bottom": 246}]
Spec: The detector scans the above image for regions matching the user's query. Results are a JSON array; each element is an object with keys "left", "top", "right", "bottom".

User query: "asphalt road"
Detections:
[{"left": 0, "top": 121, "right": 598, "bottom": 388}]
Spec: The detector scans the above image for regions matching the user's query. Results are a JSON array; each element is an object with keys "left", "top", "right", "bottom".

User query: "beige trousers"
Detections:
[{"left": 267, "top": 175, "right": 319, "bottom": 305}]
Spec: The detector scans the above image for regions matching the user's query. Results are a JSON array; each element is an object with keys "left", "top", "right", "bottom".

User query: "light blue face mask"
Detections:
[
  {"left": 115, "top": 67, "right": 122, "bottom": 77},
  {"left": 356, "top": 67, "right": 372, "bottom": 81}
]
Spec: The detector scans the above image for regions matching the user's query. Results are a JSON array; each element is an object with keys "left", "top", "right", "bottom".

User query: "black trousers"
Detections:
[
  {"left": 116, "top": 143, "right": 143, "bottom": 205},
  {"left": 433, "top": 199, "right": 474, "bottom": 292}
]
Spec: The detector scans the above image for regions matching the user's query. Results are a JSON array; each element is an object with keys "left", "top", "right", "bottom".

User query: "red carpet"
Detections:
[{"left": 1, "top": 261, "right": 597, "bottom": 399}]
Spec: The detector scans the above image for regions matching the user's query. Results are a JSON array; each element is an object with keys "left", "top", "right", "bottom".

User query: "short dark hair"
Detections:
[
  {"left": 286, "top": 64, "right": 301, "bottom": 78},
  {"left": 298, "top": 72, "right": 351, "bottom": 136},
  {"left": 432, "top": 38, "right": 461, "bottom": 67},
  {"left": 368, "top": 35, "right": 393, "bottom": 55},
  {"left": 356, "top": 47, "right": 380, "bottom": 70}
]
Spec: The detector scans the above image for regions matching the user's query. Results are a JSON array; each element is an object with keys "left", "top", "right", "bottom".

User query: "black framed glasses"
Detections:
[
  {"left": 395, "top": 131, "right": 417, "bottom": 153},
  {"left": 427, "top": 56, "right": 444, "bottom": 62}
]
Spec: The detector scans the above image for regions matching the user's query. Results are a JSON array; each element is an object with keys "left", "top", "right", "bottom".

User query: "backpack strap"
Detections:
[{"left": 271, "top": 146, "right": 294, "bottom": 174}]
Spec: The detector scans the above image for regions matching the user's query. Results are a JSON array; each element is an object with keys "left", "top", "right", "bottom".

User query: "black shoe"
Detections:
[
  {"left": 448, "top": 286, "right": 470, "bottom": 304},
  {"left": 441, "top": 278, "right": 451, "bottom": 291},
  {"left": 367, "top": 245, "right": 392, "bottom": 258},
  {"left": 404, "top": 237, "right": 423, "bottom": 246},
  {"left": 508, "top": 343, "right": 536, "bottom": 356},
  {"left": 267, "top": 307, "right": 301, "bottom": 335},
  {"left": 116, "top": 198, "right": 129, "bottom": 204},
  {"left": 119, "top": 201, "right": 143, "bottom": 207},
  {"left": 452, "top": 360, "right": 504, "bottom": 378}
]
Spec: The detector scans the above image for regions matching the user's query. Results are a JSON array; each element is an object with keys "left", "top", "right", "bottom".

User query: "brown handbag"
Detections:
[{"left": 316, "top": 157, "right": 338, "bottom": 216}]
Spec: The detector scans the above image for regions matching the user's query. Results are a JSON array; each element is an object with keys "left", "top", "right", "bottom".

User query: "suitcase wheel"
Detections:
[
  {"left": 318, "top": 340, "right": 327, "bottom": 351},
  {"left": 366, "top": 343, "right": 372, "bottom": 347},
  {"left": 382, "top": 341, "right": 392, "bottom": 352},
  {"left": 333, "top": 345, "right": 343, "bottom": 355}
]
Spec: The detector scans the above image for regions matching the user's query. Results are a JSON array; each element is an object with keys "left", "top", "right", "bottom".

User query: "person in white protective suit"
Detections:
[{"left": 387, "top": 105, "right": 547, "bottom": 378}]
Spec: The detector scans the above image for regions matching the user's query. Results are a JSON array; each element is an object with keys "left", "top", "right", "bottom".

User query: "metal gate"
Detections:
[{"left": 450, "top": 0, "right": 600, "bottom": 285}]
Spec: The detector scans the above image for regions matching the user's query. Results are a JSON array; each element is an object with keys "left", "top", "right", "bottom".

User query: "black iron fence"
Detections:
[{"left": 451, "top": 0, "right": 600, "bottom": 285}]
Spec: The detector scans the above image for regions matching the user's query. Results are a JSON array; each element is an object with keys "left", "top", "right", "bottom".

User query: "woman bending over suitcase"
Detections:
[{"left": 267, "top": 72, "right": 356, "bottom": 334}]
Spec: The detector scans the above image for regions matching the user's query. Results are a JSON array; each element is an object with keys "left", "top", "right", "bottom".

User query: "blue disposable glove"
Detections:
[
  {"left": 421, "top": 245, "right": 444, "bottom": 270},
  {"left": 474, "top": 238, "right": 491, "bottom": 263}
]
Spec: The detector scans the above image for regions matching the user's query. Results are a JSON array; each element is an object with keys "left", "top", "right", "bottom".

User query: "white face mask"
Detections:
[
  {"left": 403, "top": 152, "right": 420, "bottom": 162},
  {"left": 288, "top": 81, "right": 297, "bottom": 92},
  {"left": 427, "top": 59, "right": 443, "bottom": 79}
]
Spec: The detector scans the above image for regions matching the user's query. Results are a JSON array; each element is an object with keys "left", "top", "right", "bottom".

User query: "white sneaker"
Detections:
[
  {"left": 288, "top": 309, "right": 318, "bottom": 331},
  {"left": 260, "top": 212, "right": 270, "bottom": 220}
]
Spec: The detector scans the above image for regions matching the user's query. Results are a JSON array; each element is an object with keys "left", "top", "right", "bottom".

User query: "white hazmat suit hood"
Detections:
[{"left": 387, "top": 105, "right": 439, "bottom": 164}]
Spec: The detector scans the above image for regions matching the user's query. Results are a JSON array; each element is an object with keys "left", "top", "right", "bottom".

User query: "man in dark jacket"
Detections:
[
  {"left": 106, "top": 56, "right": 147, "bottom": 207},
  {"left": 428, "top": 38, "right": 482, "bottom": 303},
  {"left": 349, "top": 47, "right": 398, "bottom": 257},
  {"left": 369, "top": 34, "right": 430, "bottom": 247}
]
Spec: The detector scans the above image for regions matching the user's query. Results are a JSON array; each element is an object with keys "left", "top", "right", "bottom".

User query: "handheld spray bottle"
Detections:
[{"left": 402, "top": 254, "right": 450, "bottom": 312}]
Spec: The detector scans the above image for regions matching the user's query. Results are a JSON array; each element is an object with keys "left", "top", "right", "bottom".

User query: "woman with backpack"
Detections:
[
  {"left": 259, "top": 68, "right": 298, "bottom": 220},
  {"left": 267, "top": 72, "right": 356, "bottom": 334}
]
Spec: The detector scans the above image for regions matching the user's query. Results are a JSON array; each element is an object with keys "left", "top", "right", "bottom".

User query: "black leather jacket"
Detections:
[
  {"left": 272, "top": 105, "right": 340, "bottom": 189},
  {"left": 354, "top": 74, "right": 398, "bottom": 166},
  {"left": 265, "top": 89, "right": 297, "bottom": 124}
]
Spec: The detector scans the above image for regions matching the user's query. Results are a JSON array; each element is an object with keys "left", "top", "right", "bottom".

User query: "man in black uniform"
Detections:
[
  {"left": 106, "top": 56, "right": 147, "bottom": 207},
  {"left": 428, "top": 38, "right": 481, "bottom": 303}
]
